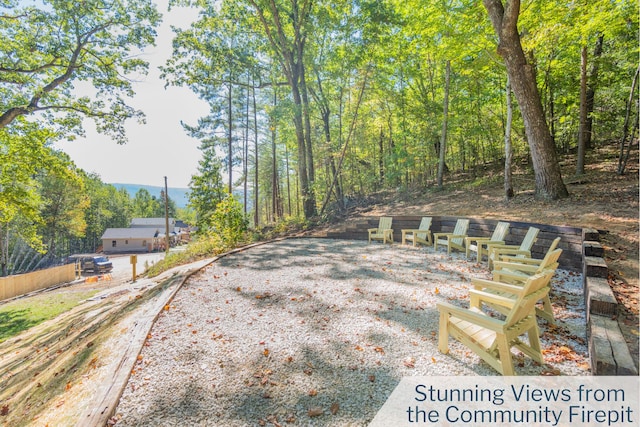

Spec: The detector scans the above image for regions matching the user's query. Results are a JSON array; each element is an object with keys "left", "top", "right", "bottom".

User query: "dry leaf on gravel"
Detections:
[
  {"left": 330, "top": 402, "right": 340, "bottom": 415},
  {"left": 308, "top": 407, "right": 323, "bottom": 417}
]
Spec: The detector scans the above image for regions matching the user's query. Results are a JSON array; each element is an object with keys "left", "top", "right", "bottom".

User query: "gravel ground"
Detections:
[{"left": 112, "top": 238, "right": 588, "bottom": 426}]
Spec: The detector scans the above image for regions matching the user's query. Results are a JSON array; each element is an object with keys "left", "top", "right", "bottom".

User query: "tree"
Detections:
[
  {"left": 0, "top": 0, "right": 161, "bottom": 143},
  {"left": 0, "top": 120, "right": 48, "bottom": 275},
  {"left": 132, "top": 189, "right": 162, "bottom": 218},
  {"left": 38, "top": 152, "right": 89, "bottom": 261},
  {"left": 248, "top": 0, "right": 318, "bottom": 219},
  {"left": 483, "top": 0, "right": 569, "bottom": 200},
  {"left": 189, "top": 142, "right": 226, "bottom": 231}
]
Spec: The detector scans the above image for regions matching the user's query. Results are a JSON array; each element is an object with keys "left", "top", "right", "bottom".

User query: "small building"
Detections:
[
  {"left": 101, "top": 228, "right": 159, "bottom": 254},
  {"left": 131, "top": 217, "right": 176, "bottom": 234}
]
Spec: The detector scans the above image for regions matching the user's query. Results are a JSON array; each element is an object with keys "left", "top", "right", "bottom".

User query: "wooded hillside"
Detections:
[{"left": 0, "top": 0, "right": 637, "bottom": 274}]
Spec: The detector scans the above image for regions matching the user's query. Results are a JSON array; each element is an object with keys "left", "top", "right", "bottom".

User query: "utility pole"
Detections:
[{"left": 164, "top": 176, "right": 170, "bottom": 255}]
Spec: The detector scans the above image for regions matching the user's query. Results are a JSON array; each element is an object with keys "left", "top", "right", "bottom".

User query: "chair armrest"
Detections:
[
  {"left": 368, "top": 228, "right": 378, "bottom": 232},
  {"left": 466, "top": 236, "right": 492, "bottom": 243},
  {"left": 479, "top": 239, "right": 505, "bottom": 247},
  {"left": 469, "top": 289, "right": 516, "bottom": 309},
  {"left": 472, "top": 278, "right": 525, "bottom": 295},
  {"left": 487, "top": 243, "right": 519, "bottom": 250},
  {"left": 493, "top": 261, "right": 540, "bottom": 273},
  {"left": 492, "top": 270, "right": 528, "bottom": 283},
  {"left": 498, "top": 256, "right": 542, "bottom": 265},
  {"left": 494, "top": 248, "right": 532, "bottom": 257},
  {"left": 447, "top": 234, "right": 467, "bottom": 240},
  {"left": 401, "top": 229, "right": 422, "bottom": 233},
  {"left": 433, "top": 232, "right": 452, "bottom": 239},
  {"left": 437, "top": 301, "right": 504, "bottom": 331}
]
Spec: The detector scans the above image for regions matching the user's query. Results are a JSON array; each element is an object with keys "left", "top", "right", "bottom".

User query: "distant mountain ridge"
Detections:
[{"left": 111, "top": 183, "right": 190, "bottom": 208}]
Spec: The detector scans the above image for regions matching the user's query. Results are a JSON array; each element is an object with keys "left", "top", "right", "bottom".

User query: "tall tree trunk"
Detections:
[
  {"left": 253, "top": 81, "right": 259, "bottom": 227},
  {"left": 437, "top": 60, "right": 451, "bottom": 189},
  {"left": 227, "top": 82, "right": 233, "bottom": 194},
  {"left": 299, "top": 63, "right": 317, "bottom": 217},
  {"left": 577, "top": 45, "right": 588, "bottom": 175},
  {"left": 378, "top": 127, "right": 385, "bottom": 184},
  {"left": 585, "top": 34, "right": 604, "bottom": 149},
  {"left": 285, "top": 143, "right": 292, "bottom": 216},
  {"left": 319, "top": 72, "right": 368, "bottom": 216},
  {"left": 617, "top": 65, "right": 640, "bottom": 175},
  {"left": 0, "top": 225, "right": 7, "bottom": 277},
  {"left": 249, "top": 0, "right": 316, "bottom": 219},
  {"left": 483, "top": 0, "right": 568, "bottom": 200},
  {"left": 311, "top": 69, "right": 344, "bottom": 212},
  {"left": 504, "top": 75, "right": 514, "bottom": 199},
  {"left": 243, "top": 86, "right": 249, "bottom": 213}
]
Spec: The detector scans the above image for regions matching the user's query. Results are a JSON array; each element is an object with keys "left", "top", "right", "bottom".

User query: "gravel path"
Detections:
[{"left": 112, "top": 238, "right": 588, "bottom": 426}]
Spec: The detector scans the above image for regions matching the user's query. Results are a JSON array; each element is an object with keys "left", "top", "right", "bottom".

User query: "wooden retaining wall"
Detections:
[
  {"left": 327, "top": 215, "right": 584, "bottom": 271},
  {"left": 0, "top": 264, "right": 76, "bottom": 301}
]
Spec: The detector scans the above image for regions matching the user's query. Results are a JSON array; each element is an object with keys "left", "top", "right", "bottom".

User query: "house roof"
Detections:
[
  {"left": 131, "top": 217, "right": 175, "bottom": 227},
  {"left": 101, "top": 228, "right": 159, "bottom": 239}
]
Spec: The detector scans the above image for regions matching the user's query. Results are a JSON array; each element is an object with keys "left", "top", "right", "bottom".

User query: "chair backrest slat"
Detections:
[
  {"left": 379, "top": 217, "right": 392, "bottom": 231},
  {"left": 504, "top": 269, "right": 555, "bottom": 326},
  {"left": 416, "top": 217, "right": 432, "bottom": 239},
  {"left": 491, "top": 221, "right": 510, "bottom": 241},
  {"left": 451, "top": 219, "right": 469, "bottom": 246},
  {"left": 519, "top": 227, "right": 540, "bottom": 252}
]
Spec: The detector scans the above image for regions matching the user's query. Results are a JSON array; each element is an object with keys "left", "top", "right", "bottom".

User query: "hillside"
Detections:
[{"left": 111, "top": 183, "right": 190, "bottom": 208}]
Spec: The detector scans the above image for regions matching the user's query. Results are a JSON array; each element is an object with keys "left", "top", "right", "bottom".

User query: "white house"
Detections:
[{"left": 101, "top": 228, "right": 159, "bottom": 254}]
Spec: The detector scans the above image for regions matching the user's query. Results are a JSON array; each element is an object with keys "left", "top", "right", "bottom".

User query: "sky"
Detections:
[{"left": 53, "top": 1, "right": 208, "bottom": 188}]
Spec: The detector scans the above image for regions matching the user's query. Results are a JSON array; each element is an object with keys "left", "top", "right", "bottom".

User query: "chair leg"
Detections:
[
  {"left": 496, "top": 336, "right": 514, "bottom": 375},
  {"left": 527, "top": 326, "right": 544, "bottom": 364},
  {"left": 438, "top": 312, "right": 450, "bottom": 354}
]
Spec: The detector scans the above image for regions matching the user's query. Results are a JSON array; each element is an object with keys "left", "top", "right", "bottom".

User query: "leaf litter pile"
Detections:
[{"left": 112, "top": 238, "right": 588, "bottom": 426}]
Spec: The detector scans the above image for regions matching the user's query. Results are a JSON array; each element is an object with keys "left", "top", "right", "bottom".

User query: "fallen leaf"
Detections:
[
  {"left": 308, "top": 407, "right": 323, "bottom": 417},
  {"left": 308, "top": 389, "right": 318, "bottom": 396},
  {"left": 374, "top": 346, "right": 385, "bottom": 354},
  {"left": 404, "top": 357, "right": 416, "bottom": 368},
  {"left": 1, "top": 405, "right": 9, "bottom": 416},
  {"left": 369, "top": 374, "right": 376, "bottom": 382},
  {"left": 434, "top": 287, "right": 440, "bottom": 295},
  {"left": 330, "top": 402, "right": 339, "bottom": 415},
  {"left": 431, "top": 357, "right": 437, "bottom": 363},
  {"left": 263, "top": 348, "right": 270, "bottom": 357}
]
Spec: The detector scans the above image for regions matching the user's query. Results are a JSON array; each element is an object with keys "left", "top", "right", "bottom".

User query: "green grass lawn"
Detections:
[{"left": 0, "top": 290, "right": 99, "bottom": 343}]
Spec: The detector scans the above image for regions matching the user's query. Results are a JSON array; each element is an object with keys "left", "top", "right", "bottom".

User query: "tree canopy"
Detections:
[
  {"left": 165, "top": 0, "right": 637, "bottom": 219},
  {"left": 0, "top": 0, "right": 637, "bottom": 273}
]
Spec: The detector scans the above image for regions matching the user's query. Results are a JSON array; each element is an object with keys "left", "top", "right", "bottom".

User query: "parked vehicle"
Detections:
[{"left": 67, "top": 254, "right": 113, "bottom": 274}]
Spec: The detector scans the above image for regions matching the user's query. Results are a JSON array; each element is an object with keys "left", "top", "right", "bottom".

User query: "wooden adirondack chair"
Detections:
[
  {"left": 486, "top": 226, "right": 540, "bottom": 269},
  {"left": 433, "top": 219, "right": 469, "bottom": 254},
  {"left": 464, "top": 221, "right": 510, "bottom": 262},
  {"left": 491, "top": 243, "right": 563, "bottom": 323},
  {"left": 401, "top": 217, "right": 433, "bottom": 246},
  {"left": 497, "top": 236, "right": 561, "bottom": 266},
  {"left": 368, "top": 216, "right": 394, "bottom": 244},
  {"left": 437, "top": 269, "right": 555, "bottom": 375}
]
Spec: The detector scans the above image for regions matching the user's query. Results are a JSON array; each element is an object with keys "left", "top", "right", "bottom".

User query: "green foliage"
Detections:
[
  {"left": 37, "top": 151, "right": 90, "bottom": 258},
  {"left": 145, "top": 233, "right": 226, "bottom": 278},
  {"left": 188, "top": 144, "right": 226, "bottom": 229},
  {"left": 208, "top": 193, "right": 249, "bottom": 247},
  {"left": 0, "top": 0, "right": 161, "bottom": 143}
]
